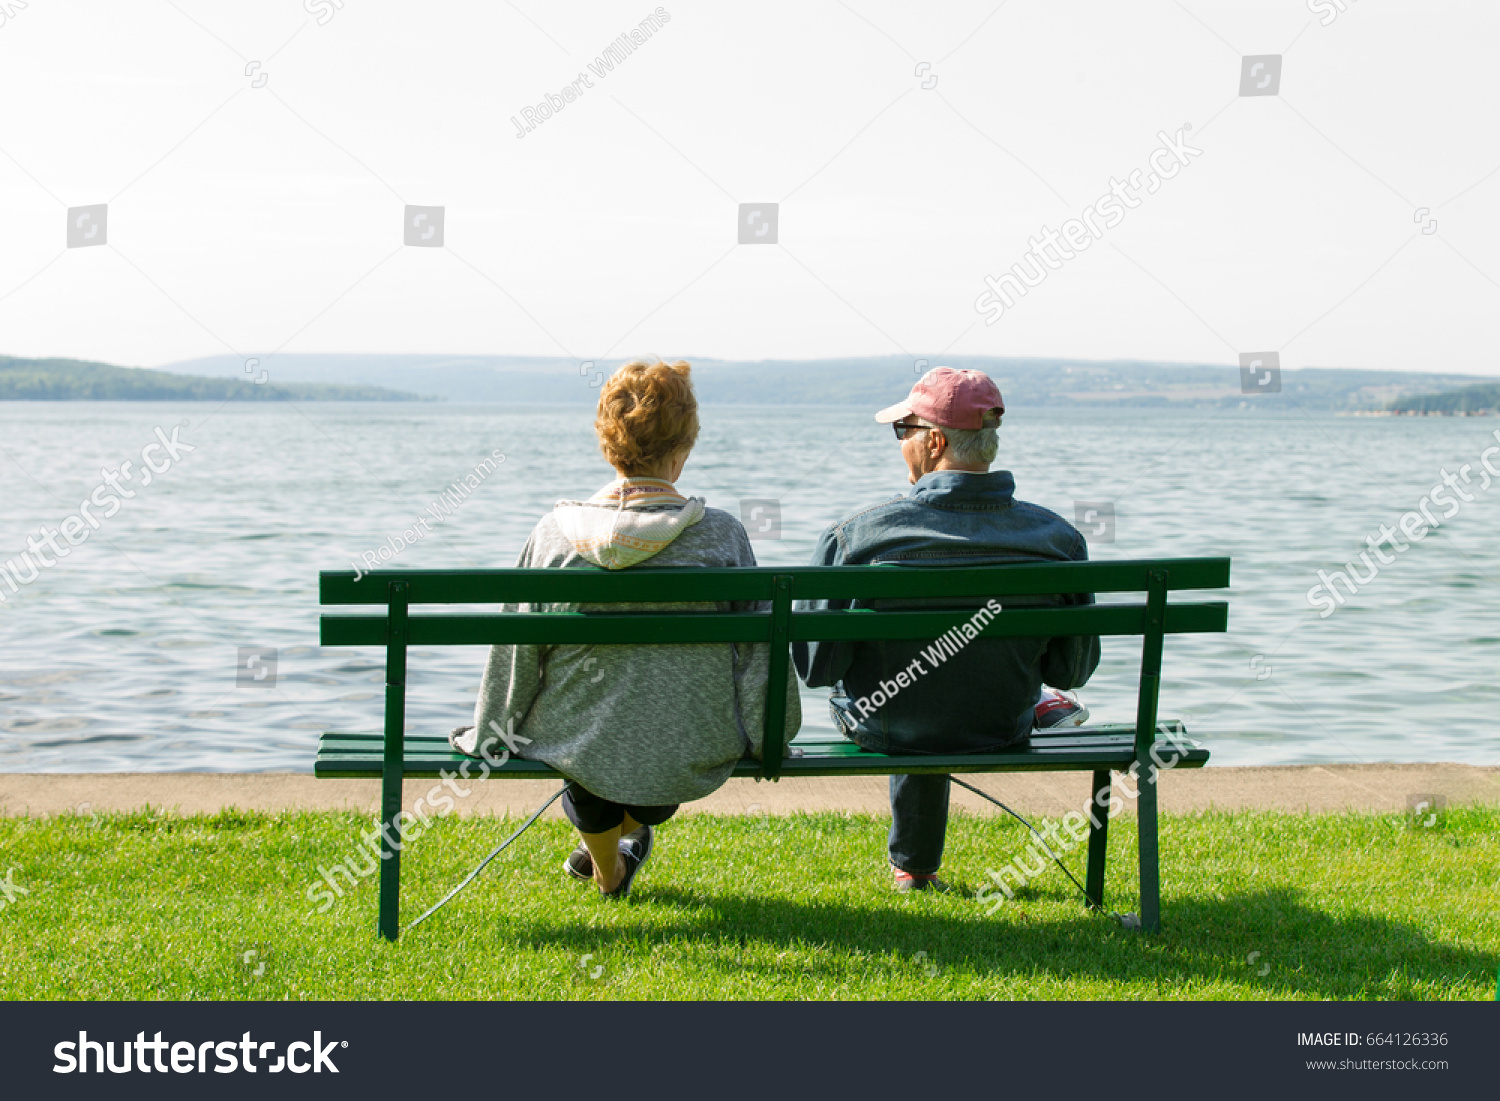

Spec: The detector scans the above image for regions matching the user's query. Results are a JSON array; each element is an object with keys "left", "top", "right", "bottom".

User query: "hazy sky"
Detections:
[{"left": 1, "top": 0, "right": 1497, "bottom": 373}]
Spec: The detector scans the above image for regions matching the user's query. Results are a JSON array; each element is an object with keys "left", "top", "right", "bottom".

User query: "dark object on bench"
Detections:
[{"left": 318, "top": 557, "right": 1230, "bottom": 939}]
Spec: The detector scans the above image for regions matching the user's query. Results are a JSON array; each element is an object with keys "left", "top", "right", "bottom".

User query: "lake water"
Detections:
[{"left": 1, "top": 401, "right": 1497, "bottom": 772}]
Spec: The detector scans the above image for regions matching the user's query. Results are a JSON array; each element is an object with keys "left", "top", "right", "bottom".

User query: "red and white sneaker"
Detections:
[
  {"left": 892, "top": 868, "right": 951, "bottom": 893},
  {"left": 1034, "top": 687, "right": 1090, "bottom": 729}
]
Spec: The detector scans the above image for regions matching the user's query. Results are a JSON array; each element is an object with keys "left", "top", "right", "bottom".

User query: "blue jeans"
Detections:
[{"left": 888, "top": 774, "right": 951, "bottom": 875}]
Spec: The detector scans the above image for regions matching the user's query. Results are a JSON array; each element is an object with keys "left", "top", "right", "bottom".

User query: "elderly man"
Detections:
[{"left": 792, "top": 367, "right": 1101, "bottom": 891}]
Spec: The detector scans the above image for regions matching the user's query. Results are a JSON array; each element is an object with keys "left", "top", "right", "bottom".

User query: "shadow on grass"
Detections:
[{"left": 498, "top": 885, "right": 1493, "bottom": 998}]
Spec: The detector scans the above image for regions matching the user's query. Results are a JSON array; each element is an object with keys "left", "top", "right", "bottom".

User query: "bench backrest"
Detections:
[{"left": 320, "top": 557, "right": 1230, "bottom": 779}]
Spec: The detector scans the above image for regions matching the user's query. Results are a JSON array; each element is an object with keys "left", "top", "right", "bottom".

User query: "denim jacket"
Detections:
[{"left": 792, "top": 470, "right": 1101, "bottom": 754}]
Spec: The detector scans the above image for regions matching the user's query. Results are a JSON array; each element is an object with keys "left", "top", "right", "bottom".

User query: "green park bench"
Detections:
[{"left": 317, "top": 557, "right": 1230, "bottom": 940}]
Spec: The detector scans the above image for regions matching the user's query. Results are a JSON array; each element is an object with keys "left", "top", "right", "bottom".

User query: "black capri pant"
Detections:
[{"left": 561, "top": 781, "right": 679, "bottom": 834}]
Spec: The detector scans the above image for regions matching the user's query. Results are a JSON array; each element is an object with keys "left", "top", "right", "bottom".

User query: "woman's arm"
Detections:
[
  {"left": 454, "top": 530, "right": 548, "bottom": 758},
  {"left": 464, "top": 640, "right": 545, "bottom": 756}
]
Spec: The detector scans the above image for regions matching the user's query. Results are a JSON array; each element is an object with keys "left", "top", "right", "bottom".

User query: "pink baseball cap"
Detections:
[{"left": 875, "top": 366, "right": 1005, "bottom": 429}]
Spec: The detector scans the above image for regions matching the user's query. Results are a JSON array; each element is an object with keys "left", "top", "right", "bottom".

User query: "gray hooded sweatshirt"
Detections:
[{"left": 452, "top": 478, "right": 800, "bottom": 805}]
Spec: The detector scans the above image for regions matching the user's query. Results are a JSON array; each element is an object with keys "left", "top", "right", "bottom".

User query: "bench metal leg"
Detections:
[
  {"left": 1137, "top": 762, "right": 1161, "bottom": 933},
  {"left": 1085, "top": 769, "right": 1110, "bottom": 910},
  {"left": 378, "top": 581, "right": 410, "bottom": 942},
  {"left": 377, "top": 749, "right": 402, "bottom": 941},
  {"left": 1133, "top": 567, "right": 1168, "bottom": 934}
]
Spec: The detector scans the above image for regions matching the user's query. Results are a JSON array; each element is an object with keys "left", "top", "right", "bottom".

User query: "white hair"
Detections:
[{"left": 916, "top": 411, "right": 1002, "bottom": 466}]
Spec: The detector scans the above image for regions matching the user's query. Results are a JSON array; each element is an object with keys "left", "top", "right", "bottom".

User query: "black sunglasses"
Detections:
[{"left": 892, "top": 421, "right": 929, "bottom": 441}]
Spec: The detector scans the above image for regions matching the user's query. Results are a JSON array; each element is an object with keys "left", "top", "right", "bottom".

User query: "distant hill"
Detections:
[
  {"left": 163, "top": 352, "right": 1498, "bottom": 411},
  {"left": 0, "top": 356, "right": 432, "bottom": 401},
  {"left": 1387, "top": 382, "right": 1500, "bottom": 415}
]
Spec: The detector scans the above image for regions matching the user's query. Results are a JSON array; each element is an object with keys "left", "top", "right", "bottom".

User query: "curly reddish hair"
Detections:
[{"left": 595, "top": 358, "right": 700, "bottom": 476}]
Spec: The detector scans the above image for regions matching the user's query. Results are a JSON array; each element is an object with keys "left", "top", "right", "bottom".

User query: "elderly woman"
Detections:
[{"left": 451, "top": 358, "right": 799, "bottom": 898}]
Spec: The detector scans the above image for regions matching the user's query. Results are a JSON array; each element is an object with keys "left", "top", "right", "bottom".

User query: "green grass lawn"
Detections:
[{"left": 0, "top": 804, "right": 1494, "bottom": 1000}]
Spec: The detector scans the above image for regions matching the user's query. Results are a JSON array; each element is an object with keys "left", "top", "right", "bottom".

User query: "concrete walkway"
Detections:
[{"left": 1, "top": 763, "right": 1496, "bottom": 819}]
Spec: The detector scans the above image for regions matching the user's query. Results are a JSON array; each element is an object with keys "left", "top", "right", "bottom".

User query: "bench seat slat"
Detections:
[{"left": 314, "top": 724, "right": 1207, "bottom": 780}]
